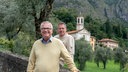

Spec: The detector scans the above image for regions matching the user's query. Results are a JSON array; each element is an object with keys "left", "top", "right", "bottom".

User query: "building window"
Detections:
[
  {"left": 81, "top": 18, "right": 83, "bottom": 23},
  {"left": 78, "top": 18, "right": 80, "bottom": 23}
]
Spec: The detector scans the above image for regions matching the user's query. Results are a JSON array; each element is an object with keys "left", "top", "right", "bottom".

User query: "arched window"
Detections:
[{"left": 78, "top": 18, "right": 80, "bottom": 23}]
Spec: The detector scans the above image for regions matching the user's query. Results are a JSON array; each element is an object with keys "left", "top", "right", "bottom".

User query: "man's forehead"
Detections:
[
  {"left": 59, "top": 24, "right": 66, "bottom": 27},
  {"left": 41, "top": 23, "right": 51, "bottom": 27}
]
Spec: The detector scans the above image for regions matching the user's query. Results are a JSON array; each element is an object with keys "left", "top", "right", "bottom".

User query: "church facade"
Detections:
[
  {"left": 67, "top": 16, "right": 96, "bottom": 51},
  {"left": 67, "top": 16, "right": 91, "bottom": 41}
]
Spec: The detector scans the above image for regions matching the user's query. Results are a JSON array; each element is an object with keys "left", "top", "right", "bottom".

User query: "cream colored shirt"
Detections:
[
  {"left": 54, "top": 33, "right": 75, "bottom": 56},
  {"left": 27, "top": 37, "right": 78, "bottom": 72}
]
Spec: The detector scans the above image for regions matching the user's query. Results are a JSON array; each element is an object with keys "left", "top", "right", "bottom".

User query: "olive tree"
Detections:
[
  {"left": 75, "top": 38, "right": 93, "bottom": 70},
  {"left": 114, "top": 48, "right": 128, "bottom": 70},
  {"left": 94, "top": 45, "right": 113, "bottom": 69}
]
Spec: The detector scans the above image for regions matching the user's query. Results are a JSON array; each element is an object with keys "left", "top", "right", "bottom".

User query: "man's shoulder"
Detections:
[
  {"left": 54, "top": 34, "right": 59, "bottom": 38},
  {"left": 52, "top": 37, "right": 63, "bottom": 44},
  {"left": 52, "top": 37, "right": 60, "bottom": 41},
  {"left": 66, "top": 34, "right": 74, "bottom": 39},
  {"left": 67, "top": 34, "right": 72, "bottom": 37},
  {"left": 33, "top": 39, "right": 42, "bottom": 45},
  {"left": 35, "top": 38, "right": 42, "bottom": 42}
]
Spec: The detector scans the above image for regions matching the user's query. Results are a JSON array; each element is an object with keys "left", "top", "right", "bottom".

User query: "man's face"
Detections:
[
  {"left": 40, "top": 23, "right": 53, "bottom": 40},
  {"left": 57, "top": 24, "right": 67, "bottom": 37}
]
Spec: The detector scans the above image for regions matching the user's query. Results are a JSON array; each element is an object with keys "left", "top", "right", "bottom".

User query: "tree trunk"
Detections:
[
  {"left": 34, "top": 0, "right": 55, "bottom": 39},
  {"left": 103, "top": 61, "right": 106, "bottom": 69}
]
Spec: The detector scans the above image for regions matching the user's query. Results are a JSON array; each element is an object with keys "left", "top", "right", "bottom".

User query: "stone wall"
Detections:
[
  {"left": 0, "top": 51, "right": 69, "bottom": 72},
  {"left": 0, "top": 51, "right": 28, "bottom": 72}
]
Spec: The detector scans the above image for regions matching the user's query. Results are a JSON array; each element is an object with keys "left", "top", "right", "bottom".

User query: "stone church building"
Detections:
[
  {"left": 68, "top": 16, "right": 91, "bottom": 41},
  {"left": 67, "top": 16, "right": 96, "bottom": 51}
]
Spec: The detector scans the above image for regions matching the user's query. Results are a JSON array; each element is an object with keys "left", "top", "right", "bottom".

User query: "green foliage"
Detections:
[
  {"left": 94, "top": 45, "right": 113, "bottom": 69},
  {"left": 75, "top": 38, "right": 93, "bottom": 70},
  {"left": 0, "top": 32, "right": 34, "bottom": 56},
  {"left": 122, "top": 28, "right": 128, "bottom": 39},
  {"left": 122, "top": 63, "right": 128, "bottom": 72},
  {"left": 0, "top": 0, "right": 36, "bottom": 40},
  {"left": 0, "top": 0, "right": 35, "bottom": 55},
  {"left": 104, "top": 0, "right": 119, "bottom": 6},
  {"left": 0, "top": 0, "right": 19, "bottom": 39},
  {"left": 84, "top": 60, "right": 120, "bottom": 72},
  {"left": 124, "top": 39, "right": 128, "bottom": 47},
  {"left": 84, "top": 16, "right": 106, "bottom": 39},
  {"left": 53, "top": 7, "right": 77, "bottom": 31},
  {"left": 66, "top": 23, "right": 75, "bottom": 31},
  {"left": 0, "top": 0, "right": 52, "bottom": 40},
  {"left": 12, "top": 32, "right": 34, "bottom": 56},
  {"left": 87, "top": 0, "right": 98, "bottom": 8},
  {"left": 15, "top": 0, "right": 52, "bottom": 39},
  {"left": 84, "top": 15, "right": 93, "bottom": 23},
  {"left": 114, "top": 48, "right": 128, "bottom": 70},
  {"left": 0, "top": 0, "right": 55, "bottom": 56},
  {"left": 84, "top": 16, "right": 128, "bottom": 47},
  {"left": 0, "top": 38, "right": 14, "bottom": 51},
  {"left": 102, "top": 19, "right": 113, "bottom": 38}
]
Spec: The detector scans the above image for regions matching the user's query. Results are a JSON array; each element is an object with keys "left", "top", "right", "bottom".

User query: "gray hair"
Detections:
[
  {"left": 40, "top": 21, "right": 53, "bottom": 29},
  {"left": 58, "top": 22, "right": 67, "bottom": 28}
]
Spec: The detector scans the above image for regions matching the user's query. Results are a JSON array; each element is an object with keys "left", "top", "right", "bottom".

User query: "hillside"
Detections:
[{"left": 53, "top": 0, "right": 128, "bottom": 26}]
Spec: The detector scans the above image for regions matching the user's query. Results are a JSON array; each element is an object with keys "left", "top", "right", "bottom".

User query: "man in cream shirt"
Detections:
[
  {"left": 54, "top": 22, "right": 75, "bottom": 59},
  {"left": 54, "top": 22, "right": 75, "bottom": 67}
]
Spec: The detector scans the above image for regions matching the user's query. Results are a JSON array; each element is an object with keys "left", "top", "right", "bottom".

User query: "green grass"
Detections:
[{"left": 81, "top": 60, "right": 120, "bottom": 72}]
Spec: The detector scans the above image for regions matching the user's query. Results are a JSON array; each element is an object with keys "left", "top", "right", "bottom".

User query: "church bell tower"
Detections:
[{"left": 76, "top": 16, "right": 84, "bottom": 30}]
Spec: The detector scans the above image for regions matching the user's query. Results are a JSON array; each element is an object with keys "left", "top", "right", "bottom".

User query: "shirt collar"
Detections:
[
  {"left": 41, "top": 36, "right": 53, "bottom": 44},
  {"left": 60, "top": 33, "right": 68, "bottom": 38}
]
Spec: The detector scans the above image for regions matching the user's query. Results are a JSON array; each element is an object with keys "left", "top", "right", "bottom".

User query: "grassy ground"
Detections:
[{"left": 81, "top": 60, "right": 120, "bottom": 72}]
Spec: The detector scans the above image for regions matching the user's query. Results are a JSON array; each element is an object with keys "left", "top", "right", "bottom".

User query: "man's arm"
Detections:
[
  {"left": 27, "top": 46, "right": 36, "bottom": 72},
  {"left": 67, "top": 35, "right": 75, "bottom": 55},
  {"left": 59, "top": 40, "right": 79, "bottom": 72}
]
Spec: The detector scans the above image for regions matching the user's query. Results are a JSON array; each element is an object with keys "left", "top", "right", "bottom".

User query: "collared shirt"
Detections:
[
  {"left": 54, "top": 33, "right": 75, "bottom": 55},
  {"left": 41, "top": 36, "right": 52, "bottom": 44}
]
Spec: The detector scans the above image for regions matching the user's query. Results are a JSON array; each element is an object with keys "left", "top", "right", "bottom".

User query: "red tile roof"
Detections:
[
  {"left": 98, "top": 38, "right": 118, "bottom": 43},
  {"left": 67, "top": 28, "right": 84, "bottom": 34}
]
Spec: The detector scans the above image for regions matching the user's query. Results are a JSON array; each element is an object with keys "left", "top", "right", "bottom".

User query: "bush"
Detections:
[
  {"left": 0, "top": 38, "right": 14, "bottom": 51},
  {"left": 0, "top": 32, "right": 35, "bottom": 56},
  {"left": 12, "top": 32, "right": 34, "bottom": 56}
]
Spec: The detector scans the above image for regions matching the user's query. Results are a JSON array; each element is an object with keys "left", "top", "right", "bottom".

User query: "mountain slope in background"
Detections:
[{"left": 53, "top": 0, "right": 128, "bottom": 26}]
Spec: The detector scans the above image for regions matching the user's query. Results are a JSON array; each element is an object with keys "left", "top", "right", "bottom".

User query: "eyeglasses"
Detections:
[{"left": 41, "top": 28, "right": 52, "bottom": 30}]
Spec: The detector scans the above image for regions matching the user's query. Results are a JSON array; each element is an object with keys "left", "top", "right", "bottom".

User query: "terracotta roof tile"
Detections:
[
  {"left": 98, "top": 38, "right": 118, "bottom": 43},
  {"left": 67, "top": 28, "right": 84, "bottom": 34}
]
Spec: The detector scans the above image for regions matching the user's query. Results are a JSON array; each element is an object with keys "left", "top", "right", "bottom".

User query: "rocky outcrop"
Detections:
[{"left": 54, "top": 0, "right": 128, "bottom": 23}]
